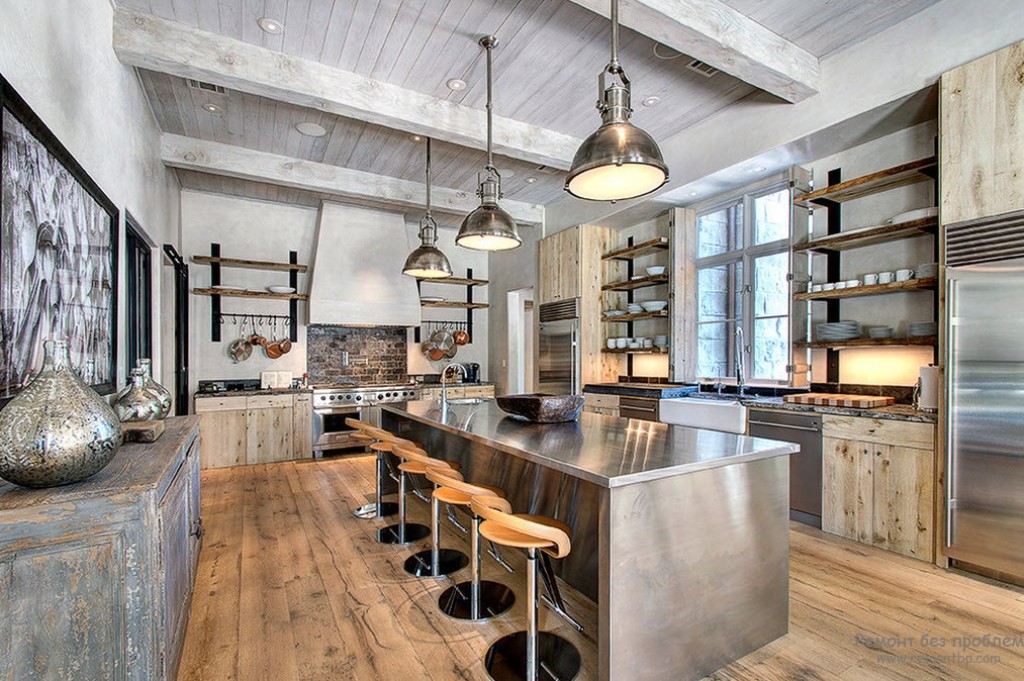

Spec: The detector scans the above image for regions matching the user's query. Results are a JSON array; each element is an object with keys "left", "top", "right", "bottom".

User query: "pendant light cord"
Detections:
[
  {"left": 425, "top": 137, "right": 432, "bottom": 217},
  {"left": 609, "top": 0, "right": 620, "bottom": 72},
  {"left": 485, "top": 39, "right": 495, "bottom": 173}
]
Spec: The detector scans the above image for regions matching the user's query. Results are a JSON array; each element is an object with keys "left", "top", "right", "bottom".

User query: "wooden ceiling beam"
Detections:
[
  {"left": 566, "top": 0, "right": 820, "bottom": 103},
  {"left": 160, "top": 134, "right": 544, "bottom": 225},
  {"left": 114, "top": 8, "right": 579, "bottom": 170}
]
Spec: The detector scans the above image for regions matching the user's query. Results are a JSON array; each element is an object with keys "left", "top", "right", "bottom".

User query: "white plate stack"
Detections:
[
  {"left": 908, "top": 321, "right": 937, "bottom": 337},
  {"left": 816, "top": 321, "right": 862, "bottom": 341}
]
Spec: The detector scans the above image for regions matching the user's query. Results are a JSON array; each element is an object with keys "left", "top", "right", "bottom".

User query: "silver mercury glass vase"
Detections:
[
  {"left": 0, "top": 339, "right": 122, "bottom": 488},
  {"left": 114, "top": 369, "right": 165, "bottom": 422},
  {"left": 136, "top": 358, "right": 172, "bottom": 419}
]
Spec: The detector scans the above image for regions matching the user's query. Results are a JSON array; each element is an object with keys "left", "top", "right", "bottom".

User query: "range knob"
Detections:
[
  {"left": 355, "top": 395, "right": 362, "bottom": 401},
  {"left": 329, "top": 395, "right": 336, "bottom": 401},
  {"left": 378, "top": 394, "right": 384, "bottom": 400}
]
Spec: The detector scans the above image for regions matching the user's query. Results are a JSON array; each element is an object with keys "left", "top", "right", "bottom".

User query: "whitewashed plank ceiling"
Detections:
[{"left": 115, "top": 0, "right": 939, "bottom": 213}]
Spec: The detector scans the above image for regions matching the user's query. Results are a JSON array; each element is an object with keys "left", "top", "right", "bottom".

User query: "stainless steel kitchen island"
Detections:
[{"left": 381, "top": 399, "right": 798, "bottom": 681}]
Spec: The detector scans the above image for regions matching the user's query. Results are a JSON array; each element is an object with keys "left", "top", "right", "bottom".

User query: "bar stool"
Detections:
[
  {"left": 390, "top": 444, "right": 469, "bottom": 577},
  {"left": 373, "top": 434, "right": 443, "bottom": 545},
  {"left": 471, "top": 496, "right": 581, "bottom": 681},
  {"left": 344, "top": 419, "right": 398, "bottom": 519},
  {"left": 425, "top": 465, "right": 516, "bottom": 620}
]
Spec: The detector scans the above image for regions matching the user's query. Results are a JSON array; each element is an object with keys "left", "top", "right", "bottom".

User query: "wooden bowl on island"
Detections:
[{"left": 495, "top": 393, "right": 584, "bottom": 423}]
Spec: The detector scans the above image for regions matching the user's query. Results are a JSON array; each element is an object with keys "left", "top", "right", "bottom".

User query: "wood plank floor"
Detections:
[{"left": 179, "top": 456, "right": 1024, "bottom": 680}]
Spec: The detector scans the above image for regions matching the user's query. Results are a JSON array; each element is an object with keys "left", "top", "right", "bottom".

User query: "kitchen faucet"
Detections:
[
  {"left": 441, "top": 362, "right": 467, "bottom": 406},
  {"left": 735, "top": 326, "right": 746, "bottom": 397}
]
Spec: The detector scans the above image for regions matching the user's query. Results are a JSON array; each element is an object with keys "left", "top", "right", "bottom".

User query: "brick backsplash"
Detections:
[{"left": 307, "top": 325, "right": 407, "bottom": 384}]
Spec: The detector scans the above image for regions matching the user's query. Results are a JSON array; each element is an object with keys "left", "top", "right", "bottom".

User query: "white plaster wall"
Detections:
[
  {"left": 181, "top": 192, "right": 317, "bottom": 401},
  {"left": 0, "top": 0, "right": 180, "bottom": 392},
  {"left": 803, "top": 122, "right": 938, "bottom": 386},
  {"left": 488, "top": 228, "right": 542, "bottom": 396},
  {"left": 407, "top": 224, "right": 490, "bottom": 379}
]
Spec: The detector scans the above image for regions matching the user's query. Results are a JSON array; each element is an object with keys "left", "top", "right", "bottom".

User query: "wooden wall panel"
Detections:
[{"left": 578, "top": 224, "right": 621, "bottom": 386}]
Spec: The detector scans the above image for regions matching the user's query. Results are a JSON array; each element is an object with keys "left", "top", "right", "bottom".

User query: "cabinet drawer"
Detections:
[
  {"left": 194, "top": 396, "right": 248, "bottom": 412},
  {"left": 294, "top": 392, "right": 311, "bottom": 403},
  {"left": 464, "top": 385, "right": 495, "bottom": 398},
  {"left": 247, "top": 394, "right": 294, "bottom": 409},
  {"left": 821, "top": 414, "right": 933, "bottom": 450},
  {"left": 584, "top": 393, "right": 620, "bottom": 409}
]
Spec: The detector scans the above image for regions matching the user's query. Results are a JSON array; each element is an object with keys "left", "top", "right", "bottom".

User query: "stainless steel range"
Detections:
[{"left": 312, "top": 383, "right": 420, "bottom": 456}]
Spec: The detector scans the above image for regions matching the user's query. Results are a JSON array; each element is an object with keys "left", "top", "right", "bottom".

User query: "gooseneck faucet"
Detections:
[
  {"left": 441, "top": 362, "right": 468, "bottom": 406},
  {"left": 735, "top": 326, "right": 746, "bottom": 396}
]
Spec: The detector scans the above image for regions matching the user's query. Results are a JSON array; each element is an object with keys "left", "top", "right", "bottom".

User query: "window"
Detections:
[
  {"left": 125, "top": 215, "right": 153, "bottom": 376},
  {"left": 696, "top": 185, "right": 791, "bottom": 383}
]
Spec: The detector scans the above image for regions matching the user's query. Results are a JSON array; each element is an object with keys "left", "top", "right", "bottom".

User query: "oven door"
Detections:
[{"left": 312, "top": 405, "right": 366, "bottom": 456}]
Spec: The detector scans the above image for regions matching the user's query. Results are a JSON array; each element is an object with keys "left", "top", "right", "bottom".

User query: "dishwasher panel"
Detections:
[{"left": 748, "top": 409, "right": 822, "bottom": 527}]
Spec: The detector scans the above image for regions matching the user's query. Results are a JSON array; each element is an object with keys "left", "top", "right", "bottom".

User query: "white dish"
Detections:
[
  {"left": 645, "top": 266, "right": 666, "bottom": 276},
  {"left": 631, "top": 275, "right": 644, "bottom": 281},
  {"left": 420, "top": 296, "right": 446, "bottom": 303},
  {"left": 640, "top": 300, "right": 669, "bottom": 312},
  {"left": 604, "top": 310, "right": 627, "bottom": 317},
  {"left": 212, "top": 285, "right": 246, "bottom": 291},
  {"left": 267, "top": 285, "right": 296, "bottom": 294},
  {"left": 888, "top": 206, "right": 938, "bottom": 225}
]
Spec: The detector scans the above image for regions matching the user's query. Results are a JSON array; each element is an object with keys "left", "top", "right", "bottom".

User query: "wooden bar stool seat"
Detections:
[
  {"left": 471, "top": 496, "right": 581, "bottom": 681},
  {"left": 344, "top": 419, "right": 398, "bottom": 520},
  {"left": 390, "top": 443, "right": 469, "bottom": 576},
  {"left": 426, "top": 467, "right": 516, "bottom": 621}
]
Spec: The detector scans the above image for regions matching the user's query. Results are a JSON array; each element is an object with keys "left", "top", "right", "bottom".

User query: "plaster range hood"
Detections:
[{"left": 308, "top": 202, "right": 421, "bottom": 327}]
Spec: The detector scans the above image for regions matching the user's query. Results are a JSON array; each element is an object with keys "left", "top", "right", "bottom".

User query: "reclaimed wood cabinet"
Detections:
[
  {"left": 195, "top": 395, "right": 248, "bottom": 468},
  {"left": 537, "top": 227, "right": 579, "bottom": 304},
  {"left": 196, "top": 392, "right": 314, "bottom": 468},
  {"left": 246, "top": 394, "right": 294, "bottom": 464},
  {"left": 293, "top": 392, "right": 313, "bottom": 458},
  {"left": 583, "top": 392, "right": 620, "bottom": 416},
  {"left": 0, "top": 416, "right": 201, "bottom": 680},
  {"left": 822, "top": 414, "right": 935, "bottom": 561},
  {"left": 940, "top": 38, "right": 1024, "bottom": 226}
]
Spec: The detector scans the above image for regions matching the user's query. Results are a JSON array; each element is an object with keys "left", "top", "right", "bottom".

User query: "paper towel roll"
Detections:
[{"left": 918, "top": 365, "right": 940, "bottom": 411}]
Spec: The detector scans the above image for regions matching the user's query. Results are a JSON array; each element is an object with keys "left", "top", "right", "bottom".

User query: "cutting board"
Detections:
[{"left": 783, "top": 393, "right": 895, "bottom": 408}]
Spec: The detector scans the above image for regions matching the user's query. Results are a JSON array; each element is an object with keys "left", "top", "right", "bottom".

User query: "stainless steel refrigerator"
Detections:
[
  {"left": 538, "top": 298, "right": 580, "bottom": 395},
  {"left": 946, "top": 257, "right": 1024, "bottom": 582}
]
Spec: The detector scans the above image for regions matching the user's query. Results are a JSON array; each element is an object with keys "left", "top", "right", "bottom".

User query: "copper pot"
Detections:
[{"left": 454, "top": 330, "right": 470, "bottom": 345}]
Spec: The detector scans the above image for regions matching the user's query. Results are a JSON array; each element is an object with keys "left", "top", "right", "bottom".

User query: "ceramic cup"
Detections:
[
  {"left": 835, "top": 281, "right": 848, "bottom": 289},
  {"left": 896, "top": 268, "right": 914, "bottom": 281},
  {"left": 810, "top": 284, "right": 823, "bottom": 293},
  {"left": 607, "top": 338, "right": 616, "bottom": 349},
  {"left": 863, "top": 273, "right": 879, "bottom": 285},
  {"left": 615, "top": 338, "right": 628, "bottom": 349},
  {"left": 878, "top": 271, "right": 895, "bottom": 284},
  {"left": 642, "top": 338, "right": 654, "bottom": 348},
  {"left": 822, "top": 282, "right": 836, "bottom": 291}
]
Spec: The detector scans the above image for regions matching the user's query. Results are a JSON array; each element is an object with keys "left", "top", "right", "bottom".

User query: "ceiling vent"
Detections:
[
  {"left": 185, "top": 79, "right": 226, "bottom": 94},
  {"left": 686, "top": 60, "right": 719, "bottom": 78}
]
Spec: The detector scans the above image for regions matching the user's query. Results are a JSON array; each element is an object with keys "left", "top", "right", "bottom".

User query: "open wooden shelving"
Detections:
[
  {"left": 602, "top": 310, "right": 669, "bottom": 322},
  {"left": 602, "top": 273, "right": 670, "bottom": 291},
  {"left": 602, "top": 237, "right": 669, "bottom": 261},
  {"left": 191, "top": 255, "right": 308, "bottom": 272},
  {"left": 793, "top": 156, "right": 937, "bottom": 207},
  {"left": 793, "top": 217, "right": 937, "bottom": 254},
  {"left": 601, "top": 347, "right": 669, "bottom": 355},
  {"left": 193, "top": 287, "right": 308, "bottom": 301},
  {"left": 420, "top": 300, "right": 489, "bottom": 310},
  {"left": 795, "top": 336, "right": 937, "bottom": 350},
  {"left": 420, "top": 276, "right": 488, "bottom": 287},
  {"left": 794, "top": 277, "right": 936, "bottom": 301}
]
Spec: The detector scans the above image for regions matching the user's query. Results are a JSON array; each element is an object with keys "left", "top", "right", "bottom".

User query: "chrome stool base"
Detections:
[
  {"left": 484, "top": 631, "right": 581, "bottom": 681},
  {"left": 439, "top": 580, "right": 515, "bottom": 621},
  {"left": 403, "top": 548, "right": 469, "bottom": 577},
  {"left": 352, "top": 501, "right": 398, "bottom": 519},
  {"left": 376, "top": 522, "right": 430, "bottom": 545}
]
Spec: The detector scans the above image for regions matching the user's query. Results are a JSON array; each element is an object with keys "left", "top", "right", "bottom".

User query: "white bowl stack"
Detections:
[{"left": 908, "top": 321, "right": 937, "bottom": 337}]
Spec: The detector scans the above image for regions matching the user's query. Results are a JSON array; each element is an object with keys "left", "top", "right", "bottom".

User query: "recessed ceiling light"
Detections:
[
  {"left": 295, "top": 122, "right": 327, "bottom": 137},
  {"left": 410, "top": 134, "right": 423, "bottom": 142},
  {"left": 525, "top": 177, "right": 538, "bottom": 184},
  {"left": 446, "top": 78, "right": 467, "bottom": 91},
  {"left": 753, "top": 165, "right": 767, "bottom": 173},
  {"left": 641, "top": 96, "right": 661, "bottom": 108},
  {"left": 202, "top": 103, "right": 222, "bottom": 114},
  {"left": 257, "top": 17, "right": 283, "bottom": 34},
  {"left": 689, "top": 191, "right": 698, "bottom": 197}
]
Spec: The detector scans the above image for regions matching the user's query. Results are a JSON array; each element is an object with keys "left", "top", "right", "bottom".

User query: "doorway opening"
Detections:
[{"left": 506, "top": 288, "right": 535, "bottom": 394}]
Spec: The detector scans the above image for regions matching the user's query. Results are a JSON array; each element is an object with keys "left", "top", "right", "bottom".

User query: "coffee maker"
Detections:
[{"left": 465, "top": 363, "right": 480, "bottom": 383}]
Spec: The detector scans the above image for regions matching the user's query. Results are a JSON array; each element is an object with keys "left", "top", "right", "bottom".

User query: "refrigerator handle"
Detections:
[
  {"left": 945, "top": 278, "right": 956, "bottom": 548},
  {"left": 571, "top": 322, "right": 580, "bottom": 395}
]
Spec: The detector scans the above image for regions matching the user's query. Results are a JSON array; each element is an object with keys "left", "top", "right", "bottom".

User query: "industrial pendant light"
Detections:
[
  {"left": 403, "top": 137, "right": 453, "bottom": 279},
  {"left": 456, "top": 35, "right": 522, "bottom": 252},
  {"left": 565, "top": 0, "right": 669, "bottom": 202}
]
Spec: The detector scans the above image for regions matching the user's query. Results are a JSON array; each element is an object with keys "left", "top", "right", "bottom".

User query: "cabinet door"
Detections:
[
  {"left": 246, "top": 406, "right": 294, "bottom": 464},
  {"left": 196, "top": 398, "right": 247, "bottom": 469},
  {"left": 160, "top": 461, "right": 191, "bottom": 681},
  {"left": 873, "top": 445, "right": 934, "bottom": 560},
  {"left": 941, "top": 40, "right": 1024, "bottom": 225},
  {"left": 292, "top": 393, "right": 313, "bottom": 458},
  {"left": 822, "top": 436, "right": 873, "bottom": 544},
  {"left": 538, "top": 228, "right": 579, "bottom": 303},
  {"left": 186, "top": 440, "right": 202, "bottom": 575}
]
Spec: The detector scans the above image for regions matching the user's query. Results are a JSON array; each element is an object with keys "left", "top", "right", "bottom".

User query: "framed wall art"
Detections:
[{"left": 1, "top": 75, "right": 119, "bottom": 401}]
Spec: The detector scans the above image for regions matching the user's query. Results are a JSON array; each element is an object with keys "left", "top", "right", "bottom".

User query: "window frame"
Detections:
[
  {"left": 694, "top": 175, "right": 793, "bottom": 385},
  {"left": 124, "top": 213, "right": 154, "bottom": 378}
]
